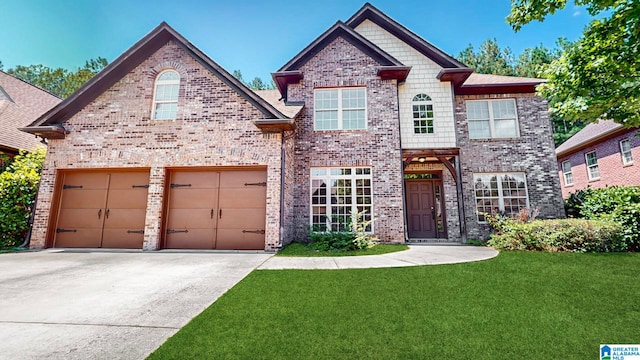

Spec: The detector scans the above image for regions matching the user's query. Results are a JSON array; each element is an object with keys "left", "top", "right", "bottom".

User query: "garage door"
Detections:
[
  {"left": 53, "top": 171, "right": 149, "bottom": 248},
  {"left": 164, "top": 169, "right": 266, "bottom": 250}
]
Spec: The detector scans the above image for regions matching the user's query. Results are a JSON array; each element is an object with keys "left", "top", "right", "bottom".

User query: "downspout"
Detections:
[
  {"left": 278, "top": 132, "right": 286, "bottom": 249},
  {"left": 396, "top": 82, "right": 409, "bottom": 242},
  {"left": 20, "top": 186, "right": 39, "bottom": 248}
]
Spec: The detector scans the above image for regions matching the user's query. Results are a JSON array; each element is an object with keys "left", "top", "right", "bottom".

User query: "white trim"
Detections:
[
  {"left": 151, "top": 69, "right": 180, "bottom": 120},
  {"left": 313, "top": 87, "right": 367, "bottom": 131},
  {"left": 585, "top": 151, "right": 600, "bottom": 180},
  {"left": 561, "top": 160, "right": 573, "bottom": 186},
  {"left": 473, "top": 172, "right": 529, "bottom": 222},
  {"left": 412, "top": 93, "right": 434, "bottom": 134}
]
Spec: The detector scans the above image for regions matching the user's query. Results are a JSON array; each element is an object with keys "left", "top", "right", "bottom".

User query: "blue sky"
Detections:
[{"left": 0, "top": 0, "right": 592, "bottom": 81}]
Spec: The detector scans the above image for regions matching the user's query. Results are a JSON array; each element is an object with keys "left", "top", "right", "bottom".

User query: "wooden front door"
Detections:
[
  {"left": 164, "top": 169, "right": 266, "bottom": 250},
  {"left": 53, "top": 171, "right": 149, "bottom": 248},
  {"left": 406, "top": 180, "right": 437, "bottom": 238}
]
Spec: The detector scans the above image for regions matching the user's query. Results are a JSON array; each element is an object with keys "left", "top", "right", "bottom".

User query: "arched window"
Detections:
[
  {"left": 412, "top": 93, "right": 434, "bottom": 134},
  {"left": 152, "top": 70, "right": 180, "bottom": 120}
]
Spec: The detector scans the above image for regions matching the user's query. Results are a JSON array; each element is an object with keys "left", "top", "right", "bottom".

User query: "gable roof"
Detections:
[
  {"left": 555, "top": 119, "right": 634, "bottom": 157},
  {"left": 346, "top": 3, "right": 470, "bottom": 70},
  {"left": 273, "top": 21, "right": 410, "bottom": 98},
  {"left": 0, "top": 71, "right": 61, "bottom": 152},
  {"left": 22, "top": 22, "right": 289, "bottom": 139}
]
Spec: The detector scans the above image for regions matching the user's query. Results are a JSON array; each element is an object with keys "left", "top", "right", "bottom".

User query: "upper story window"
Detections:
[
  {"left": 561, "top": 160, "right": 573, "bottom": 186},
  {"left": 620, "top": 138, "right": 634, "bottom": 165},
  {"left": 585, "top": 151, "right": 600, "bottom": 180},
  {"left": 466, "top": 99, "right": 519, "bottom": 139},
  {"left": 152, "top": 70, "right": 180, "bottom": 120},
  {"left": 314, "top": 88, "right": 366, "bottom": 130},
  {"left": 412, "top": 94, "right": 434, "bottom": 134}
]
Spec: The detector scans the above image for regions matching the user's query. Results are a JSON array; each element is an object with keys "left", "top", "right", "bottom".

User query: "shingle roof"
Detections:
[
  {"left": 463, "top": 73, "right": 545, "bottom": 86},
  {"left": 555, "top": 119, "right": 625, "bottom": 156},
  {"left": 254, "top": 90, "right": 303, "bottom": 118},
  {"left": 0, "top": 71, "right": 61, "bottom": 152}
]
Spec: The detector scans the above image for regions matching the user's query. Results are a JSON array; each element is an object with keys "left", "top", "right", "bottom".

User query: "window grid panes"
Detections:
[
  {"left": 412, "top": 94, "right": 434, "bottom": 134},
  {"left": 585, "top": 151, "right": 600, "bottom": 180},
  {"left": 314, "top": 88, "right": 366, "bottom": 130},
  {"left": 620, "top": 139, "right": 633, "bottom": 164},
  {"left": 474, "top": 173, "right": 529, "bottom": 222},
  {"left": 152, "top": 70, "right": 180, "bottom": 120},
  {"left": 466, "top": 99, "right": 519, "bottom": 139},
  {"left": 311, "top": 167, "right": 373, "bottom": 232},
  {"left": 562, "top": 161, "right": 573, "bottom": 186}
]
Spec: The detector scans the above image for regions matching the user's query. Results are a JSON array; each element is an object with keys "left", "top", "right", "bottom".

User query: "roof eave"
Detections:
[
  {"left": 556, "top": 125, "right": 628, "bottom": 157},
  {"left": 378, "top": 66, "right": 411, "bottom": 82},
  {"left": 19, "top": 125, "right": 67, "bottom": 139},
  {"left": 437, "top": 68, "right": 474, "bottom": 88},
  {"left": 456, "top": 83, "right": 540, "bottom": 95},
  {"left": 253, "top": 118, "right": 296, "bottom": 132}
]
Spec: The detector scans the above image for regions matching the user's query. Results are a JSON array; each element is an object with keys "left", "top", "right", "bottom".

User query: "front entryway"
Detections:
[
  {"left": 52, "top": 170, "right": 149, "bottom": 248},
  {"left": 163, "top": 169, "right": 267, "bottom": 250},
  {"left": 405, "top": 176, "right": 446, "bottom": 239}
]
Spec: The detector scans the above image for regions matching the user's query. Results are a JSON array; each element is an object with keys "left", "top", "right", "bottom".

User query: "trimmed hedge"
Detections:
[{"left": 487, "top": 218, "right": 624, "bottom": 252}]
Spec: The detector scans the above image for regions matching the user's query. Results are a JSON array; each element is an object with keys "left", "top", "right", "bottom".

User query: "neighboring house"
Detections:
[
  {"left": 556, "top": 119, "right": 640, "bottom": 198},
  {"left": 22, "top": 3, "right": 564, "bottom": 251},
  {"left": 0, "top": 71, "right": 61, "bottom": 164}
]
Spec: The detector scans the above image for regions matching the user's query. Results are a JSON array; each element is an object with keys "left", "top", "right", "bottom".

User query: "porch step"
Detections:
[{"left": 406, "top": 239, "right": 464, "bottom": 245}]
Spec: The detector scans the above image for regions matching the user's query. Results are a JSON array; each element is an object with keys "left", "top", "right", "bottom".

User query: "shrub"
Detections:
[
  {"left": 307, "top": 210, "right": 377, "bottom": 252},
  {"left": 577, "top": 186, "right": 640, "bottom": 218},
  {"left": 0, "top": 148, "right": 45, "bottom": 248},
  {"left": 487, "top": 216, "right": 624, "bottom": 252},
  {"left": 600, "top": 203, "right": 640, "bottom": 252}
]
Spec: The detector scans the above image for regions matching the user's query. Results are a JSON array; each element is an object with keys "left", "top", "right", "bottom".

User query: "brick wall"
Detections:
[
  {"left": 558, "top": 128, "right": 640, "bottom": 197},
  {"left": 285, "top": 36, "right": 405, "bottom": 243},
  {"left": 31, "top": 41, "right": 283, "bottom": 251},
  {"left": 455, "top": 93, "right": 565, "bottom": 240}
]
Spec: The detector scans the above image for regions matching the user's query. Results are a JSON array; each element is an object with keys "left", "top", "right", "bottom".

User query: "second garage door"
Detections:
[{"left": 164, "top": 169, "right": 267, "bottom": 250}]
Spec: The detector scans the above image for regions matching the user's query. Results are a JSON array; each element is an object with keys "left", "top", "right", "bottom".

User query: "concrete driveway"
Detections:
[{"left": 0, "top": 250, "right": 272, "bottom": 360}]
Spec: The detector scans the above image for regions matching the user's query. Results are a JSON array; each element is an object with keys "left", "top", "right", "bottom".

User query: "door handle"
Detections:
[
  {"left": 105, "top": 209, "right": 110, "bottom": 219},
  {"left": 219, "top": 209, "right": 222, "bottom": 219},
  {"left": 431, "top": 206, "right": 435, "bottom": 220},
  {"left": 211, "top": 209, "right": 214, "bottom": 219},
  {"left": 98, "top": 209, "right": 102, "bottom": 219}
]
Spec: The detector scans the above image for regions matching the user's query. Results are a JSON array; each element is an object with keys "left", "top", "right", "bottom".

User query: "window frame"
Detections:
[
  {"left": 313, "top": 87, "right": 367, "bottom": 131},
  {"left": 585, "top": 151, "right": 600, "bottom": 180},
  {"left": 473, "top": 172, "right": 529, "bottom": 222},
  {"left": 151, "top": 69, "right": 180, "bottom": 120},
  {"left": 620, "top": 138, "right": 634, "bottom": 165},
  {"left": 466, "top": 99, "right": 520, "bottom": 139},
  {"left": 310, "top": 167, "right": 373, "bottom": 232},
  {"left": 561, "top": 160, "right": 573, "bottom": 186},
  {"left": 412, "top": 93, "right": 434, "bottom": 134}
]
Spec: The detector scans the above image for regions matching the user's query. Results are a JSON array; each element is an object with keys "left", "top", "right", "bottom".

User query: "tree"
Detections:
[
  {"left": 232, "top": 69, "right": 276, "bottom": 91},
  {"left": 6, "top": 57, "right": 108, "bottom": 98},
  {"left": 458, "top": 39, "right": 515, "bottom": 76},
  {"left": 508, "top": 0, "right": 640, "bottom": 128}
]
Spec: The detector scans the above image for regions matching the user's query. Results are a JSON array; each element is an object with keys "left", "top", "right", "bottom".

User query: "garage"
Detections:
[
  {"left": 164, "top": 169, "right": 267, "bottom": 250},
  {"left": 52, "top": 171, "right": 149, "bottom": 248}
]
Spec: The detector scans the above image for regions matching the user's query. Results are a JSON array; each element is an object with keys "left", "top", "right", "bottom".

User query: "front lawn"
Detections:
[{"left": 148, "top": 251, "right": 639, "bottom": 359}]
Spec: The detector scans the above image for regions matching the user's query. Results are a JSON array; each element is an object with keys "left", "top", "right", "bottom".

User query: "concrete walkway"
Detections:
[{"left": 258, "top": 245, "right": 499, "bottom": 270}]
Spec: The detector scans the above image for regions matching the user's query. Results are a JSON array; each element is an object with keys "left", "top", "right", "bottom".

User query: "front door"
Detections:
[{"left": 406, "top": 180, "right": 436, "bottom": 238}]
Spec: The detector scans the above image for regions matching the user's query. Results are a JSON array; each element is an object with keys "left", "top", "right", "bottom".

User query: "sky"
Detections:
[{"left": 0, "top": 0, "right": 594, "bottom": 81}]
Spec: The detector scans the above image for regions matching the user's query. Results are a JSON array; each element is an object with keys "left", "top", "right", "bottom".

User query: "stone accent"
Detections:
[
  {"left": 354, "top": 19, "right": 457, "bottom": 149},
  {"left": 557, "top": 128, "right": 640, "bottom": 197},
  {"left": 455, "top": 93, "right": 565, "bottom": 240},
  {"left": 285, "top": 36, "right": 405, "bottom": 243},
  {"left": 30, "top": 41, "right": 283, "bottom": 251}
]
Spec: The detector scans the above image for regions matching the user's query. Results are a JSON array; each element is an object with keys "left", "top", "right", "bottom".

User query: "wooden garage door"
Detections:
[
  {"left": 53, "top": 171, "right": 149, "bottom": 249},
  {"left": 164, "top": 170, "right": 266, "bottom": 250}
]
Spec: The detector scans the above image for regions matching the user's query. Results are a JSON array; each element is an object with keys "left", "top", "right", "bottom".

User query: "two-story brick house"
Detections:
[{"left": 22, "top": 3, "right": 563, "bottom": 251}]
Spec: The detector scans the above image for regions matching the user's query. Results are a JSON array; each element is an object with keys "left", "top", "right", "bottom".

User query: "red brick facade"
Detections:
[{"left": 558, "top": 128, "right": 640, "bottom": 198}]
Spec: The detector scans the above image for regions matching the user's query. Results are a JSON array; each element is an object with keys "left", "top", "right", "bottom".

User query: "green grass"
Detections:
[
  {"left": 148, "top": 251, "right": 640, "bottom": 359},
  {"left": 275, "top": 242, "right": 409, "bottom": 257}
]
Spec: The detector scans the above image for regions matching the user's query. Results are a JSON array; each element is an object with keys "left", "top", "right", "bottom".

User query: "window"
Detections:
[
  {"left": 314, "top": 88, "right": 366, "bottom": 130},
  {"left": 620, "top": 139, "right": 633, "bottom": 165},
  {"left": 310, "top": 167, "right": 372, "bottom": 231},
  {"left": 561, "top": 161, "right": 573, "bottom": 186},
  {"left": 466, "top": 99, "right": 519, "bottom": 139},
  {"left": 412, "top": 94, "right": 434, "bottom": 134},
  {"left": 152, "top": 70, "right": 180, "bottom": 120},
  {"left": 585, "top": 151, "right": 600, "bottom": 180},
  {"left": 474, "top": 173, "right": 529, "bottom": 222}
]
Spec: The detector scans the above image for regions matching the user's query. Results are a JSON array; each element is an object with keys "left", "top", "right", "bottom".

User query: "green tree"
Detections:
[
  {"left": 508, "top": 0, "right": 640, "bottom": 128},
  {"left": 232, "top": 69, "right": 276, "bottom": 90},
  {"left": 458, "top": 38, "right": 515, "bottom": 76},
  {"left": 0, "top": 148, "right": 46, "bottom": 248},
  {"left": 6, "top": 57, "right": 107, "bottom": 98}
]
